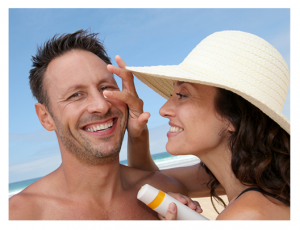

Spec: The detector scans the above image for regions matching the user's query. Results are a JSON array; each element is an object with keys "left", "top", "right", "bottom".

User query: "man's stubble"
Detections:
[{"left": 53, "top": 109, "right": 128, "bottom": 166}]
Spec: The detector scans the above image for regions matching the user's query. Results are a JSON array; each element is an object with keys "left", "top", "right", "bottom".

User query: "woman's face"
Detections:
[{"left": 159, "top": 81, "right": 232, "bottom": 157}]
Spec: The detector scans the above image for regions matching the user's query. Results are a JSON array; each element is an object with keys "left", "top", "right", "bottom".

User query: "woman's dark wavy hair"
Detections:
[
  {"left": 202, "top": 88, "right": 290, "bottom": 213},
  {"left": 29, "top": 29, "right": 111, "bottom": 112}
]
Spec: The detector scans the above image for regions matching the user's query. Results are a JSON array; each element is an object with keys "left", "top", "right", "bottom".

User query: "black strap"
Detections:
[{"left": 235, "top": 187, "right": 289, "bottom": 205}]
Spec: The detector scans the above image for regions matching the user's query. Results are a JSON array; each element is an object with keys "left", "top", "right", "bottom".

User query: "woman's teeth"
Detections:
[
  {"left": 86, "top": 121, "right": 113, "bottom": 132},
  {"left": 169, "top": 126, "right": 183, "bottom": 133}
]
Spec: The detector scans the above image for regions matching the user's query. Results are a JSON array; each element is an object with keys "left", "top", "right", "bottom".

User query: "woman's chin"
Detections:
[{"left": 166, "top": 144, "right": 186, "bottom": 156}]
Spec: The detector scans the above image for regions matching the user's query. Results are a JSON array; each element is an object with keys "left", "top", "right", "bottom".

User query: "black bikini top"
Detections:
[{"left": 235, "top": 187, "right": 289, "bottom": 205}]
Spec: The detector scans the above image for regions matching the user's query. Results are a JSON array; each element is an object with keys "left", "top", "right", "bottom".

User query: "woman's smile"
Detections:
[{"left": 167, "top": 123, "right": 184, "bottom": 137}]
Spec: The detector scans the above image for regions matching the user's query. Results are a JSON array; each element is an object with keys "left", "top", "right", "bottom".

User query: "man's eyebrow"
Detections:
[{"left": 65, "top": 84, "right": 85, "bottom": 93}]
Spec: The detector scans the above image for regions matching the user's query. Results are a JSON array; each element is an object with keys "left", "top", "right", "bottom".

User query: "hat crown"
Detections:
[{"left": 180, "top": 31, "right": 290, "bottom": 113}]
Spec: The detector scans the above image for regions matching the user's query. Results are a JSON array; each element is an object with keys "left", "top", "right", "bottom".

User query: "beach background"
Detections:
[
  {"left": 6, "top": 6, "right": 293, "bottom": 224},
  {"left": 9, "top": 8, "right": 290, "bottom": 183}
]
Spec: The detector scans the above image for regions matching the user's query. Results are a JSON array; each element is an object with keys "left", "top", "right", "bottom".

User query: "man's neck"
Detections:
[{"left": 55, "top": 151, "right": 124, "bottom": 202}]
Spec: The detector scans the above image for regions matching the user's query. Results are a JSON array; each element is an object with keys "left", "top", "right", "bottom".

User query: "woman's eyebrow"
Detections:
[{"left": 173, "top": 81, "right": 185, "bottom": 86}]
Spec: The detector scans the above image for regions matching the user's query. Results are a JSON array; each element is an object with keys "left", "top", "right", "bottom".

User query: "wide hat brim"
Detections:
[{"left": 126, "top": 64, "right": 290, "bottom": 134}]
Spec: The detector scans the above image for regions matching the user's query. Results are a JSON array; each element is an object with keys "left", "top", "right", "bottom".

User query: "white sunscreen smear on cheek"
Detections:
[{"left": 137, "top": 184, "right": 209, "bottom": 220}]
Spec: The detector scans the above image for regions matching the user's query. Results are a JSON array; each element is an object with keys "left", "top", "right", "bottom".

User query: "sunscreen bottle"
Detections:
[{"left": 137, "top": 184, "right": 208, "bottom": 220}]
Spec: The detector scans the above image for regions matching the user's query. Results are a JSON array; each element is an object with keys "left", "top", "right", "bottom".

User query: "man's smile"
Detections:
[{"left": 81, "top": 118, "right": 118, "bottom": 136}]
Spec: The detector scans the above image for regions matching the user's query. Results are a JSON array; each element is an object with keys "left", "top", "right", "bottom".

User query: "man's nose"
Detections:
[{"left": 86, "top": 91, "right": 110, "bottom": 114}]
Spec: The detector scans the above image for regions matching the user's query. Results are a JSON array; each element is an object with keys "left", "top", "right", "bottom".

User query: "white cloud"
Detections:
[
  {"left": 9, "top": 154, "right": 61, "bottom": 183},
  {"left": 9, "top": 129, "right": 57, "bottom": 142}
]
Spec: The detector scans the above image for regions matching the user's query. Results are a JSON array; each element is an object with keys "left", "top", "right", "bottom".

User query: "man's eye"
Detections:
[
  {"left": 100, "top": 86, "right": 114, "bottom": 91},
  {"left": 70, "top": 93, "right": 82, "bottom": 98}
]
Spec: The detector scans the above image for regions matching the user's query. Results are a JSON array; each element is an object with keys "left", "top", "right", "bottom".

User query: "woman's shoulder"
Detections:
[{"left": 217, "top": 190, "right": 290, "bottom": 220}]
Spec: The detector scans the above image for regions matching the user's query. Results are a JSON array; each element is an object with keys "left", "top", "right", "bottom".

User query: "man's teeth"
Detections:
[
  {"left": 169, "top": 126, "right": 183, "bottom": 133},
  {"left": 86, "top": 121, "right": 114, "bottom": 132}
]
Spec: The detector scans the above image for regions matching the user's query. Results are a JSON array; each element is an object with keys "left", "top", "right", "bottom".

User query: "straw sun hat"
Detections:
[{"left": 126, "top": 30, "right": 290, "bottom": 134}]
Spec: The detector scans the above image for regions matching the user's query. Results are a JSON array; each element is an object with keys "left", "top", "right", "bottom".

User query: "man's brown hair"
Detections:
[{"left": 29, "top": 29, "right": 111, "bottom": 111}]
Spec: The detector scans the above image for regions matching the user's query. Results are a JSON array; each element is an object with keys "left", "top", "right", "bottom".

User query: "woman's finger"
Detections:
[
  {"left": 103, "top": 90, "right": 143, "bottom": 112},
  {"left": 107, "top": 64, "right": 134, "bottom": 86},
  {"left": 167, "top": 192, "right": 188, "bottom": 205},
  {"left": 164, "top": 203, "right": 177, "bottom": 220},
  {"left": 115, "top": 55, "right": 127, "bottom": 69},
  {"left": 114, "top": 55, "right": 138, "bottom": 95},
  {"left": 190, "top": 200, "right": 202, "bottom": 213},
  {"left": 107, "top": 58, "right": 137, "bottom": 95},
  {"left": 167, "top": 192, "right": 202, "bottom": 212},
  {"left": 138, "top": 112, "right": 151, "bottom": 126},
  {"left": 196, "top": 204, "right": 203, "bottom": 213}
]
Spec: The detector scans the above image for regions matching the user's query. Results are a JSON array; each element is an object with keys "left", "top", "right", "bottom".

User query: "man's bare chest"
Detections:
[{"left": 39, "top": 193, "right": 158, "bottom": 220}]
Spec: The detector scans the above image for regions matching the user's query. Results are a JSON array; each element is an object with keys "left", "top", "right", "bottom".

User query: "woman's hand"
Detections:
[
  {"left": 105, "top": 55, "right": 150, "bottom": 137},
  {"left": 106, "top": 55, "right": 158, "bottom": 171},
  {"left": 158, "top": 192, "right": 203, "bottom": 220}
]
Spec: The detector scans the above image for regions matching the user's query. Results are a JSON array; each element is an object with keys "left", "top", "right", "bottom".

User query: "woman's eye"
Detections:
[{"left": 176, "top": 93, "right": 186, "bottom": 99}]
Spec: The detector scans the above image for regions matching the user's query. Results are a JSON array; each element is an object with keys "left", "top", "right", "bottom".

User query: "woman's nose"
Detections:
[{"left": 159, "top": 96, "right": 176, "bottom": 118}]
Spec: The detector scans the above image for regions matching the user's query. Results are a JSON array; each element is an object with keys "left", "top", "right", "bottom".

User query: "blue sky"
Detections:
[{"left": 8, "top": 8, "right": 291, "bottom": 183}]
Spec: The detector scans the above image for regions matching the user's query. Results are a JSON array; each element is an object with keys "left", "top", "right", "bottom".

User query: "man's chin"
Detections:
[
  {"left": 70, "top": 146, "right": 120, "bottom": 166},
  {"left": 88, "top": 151, "right": 120, "bottom": 166}
]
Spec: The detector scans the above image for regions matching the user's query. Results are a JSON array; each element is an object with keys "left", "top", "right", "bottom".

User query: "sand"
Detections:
[{"left": 193, "top": 196, "right": 228, "bottom": 220}]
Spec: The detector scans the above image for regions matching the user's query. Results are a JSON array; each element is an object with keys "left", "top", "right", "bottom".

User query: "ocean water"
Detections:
[
  {"left": 9, "top": 177, "right": 42, "bottom": 198},
  {"left": 9, "top": 152, "right": 198, "bottom": 198}
]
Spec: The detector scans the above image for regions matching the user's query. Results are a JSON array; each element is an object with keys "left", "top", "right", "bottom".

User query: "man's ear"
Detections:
[{"left": 35, "top": 103, "right": 55, "bottom": 131}]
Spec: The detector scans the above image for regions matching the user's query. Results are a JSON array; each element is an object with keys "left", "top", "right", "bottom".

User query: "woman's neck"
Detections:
[{"left": 197, "top": 147, "right": 248, "bottom": 203}]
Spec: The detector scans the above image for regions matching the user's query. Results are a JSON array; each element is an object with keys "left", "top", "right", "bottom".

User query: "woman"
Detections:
[{"left": 106, "top": 30, "right": 290, "bottom": 220}]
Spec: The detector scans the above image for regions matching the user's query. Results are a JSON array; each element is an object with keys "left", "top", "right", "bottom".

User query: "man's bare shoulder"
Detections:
[
  {"left": 9, "top": 191, "right": 41, "bottom": 220},
  {"left": 9, "top": 174, "right": 57, "bottom": 220},
  {"left": 120, "top": 164, "right": 188, "bottom": 196}
]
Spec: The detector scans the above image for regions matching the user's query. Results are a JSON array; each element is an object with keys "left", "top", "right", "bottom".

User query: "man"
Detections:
[{"left": 9, "top": 30, "right": 188, "bottom": 220}]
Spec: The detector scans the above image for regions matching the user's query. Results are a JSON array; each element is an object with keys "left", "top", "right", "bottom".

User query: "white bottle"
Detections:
[{"left": 137, "top": 184, "right": 208, "bottom": 220}]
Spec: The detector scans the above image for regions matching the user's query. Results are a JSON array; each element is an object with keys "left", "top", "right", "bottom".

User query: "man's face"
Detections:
[{"left": 44, "top": 50, "right": 127, "bottom": 165}]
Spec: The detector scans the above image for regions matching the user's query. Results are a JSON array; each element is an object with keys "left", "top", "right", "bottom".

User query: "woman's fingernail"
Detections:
[
  {"left": 168, "top": 203, "right": 176, "bottom": 213},
  {"left": 103, "top": 91, "right": 112, "bottom": 98},
  {"left": 196, "top": 206, "right": 202, "bottom": 212}
]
